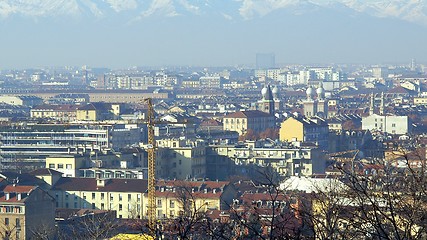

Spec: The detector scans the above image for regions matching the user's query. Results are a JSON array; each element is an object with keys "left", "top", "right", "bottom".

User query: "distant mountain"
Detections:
[
  {"left": 1, "top": 0, "right": 427, "bottom": 26},
  {"left": 1, "top": 0, "right": 427, "bottom": 68}
]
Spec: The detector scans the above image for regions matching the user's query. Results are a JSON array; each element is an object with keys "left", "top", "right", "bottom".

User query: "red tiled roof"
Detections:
[
  {"left": 224, "top": 110, "right": 271, "bottom": 118},
  {"left": 200, "top": 119, "right": 223, "bottom": 127},
  {"left": 3, "top": 185, "right": 36, "bottom": 193}
]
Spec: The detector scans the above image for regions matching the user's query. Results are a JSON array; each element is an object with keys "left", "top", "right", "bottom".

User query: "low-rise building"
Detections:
[
  {"left": 155, "top": 138, "right": 206, "bottom": 180},
  {"left": 30, "top": 104, "right": 79, "bottom": 121},
  {"left": 280, "top": 117, "right": 329, "bottom": 150},
  {"left": 0, "top": 184, "right": 55, "bottom": 239},
  {"left": 223, "top": 110, "right": 275, "bottom": 136}
]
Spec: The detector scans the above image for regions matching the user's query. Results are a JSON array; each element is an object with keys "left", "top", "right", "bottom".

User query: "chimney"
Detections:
[{"left": 97, "top": 179, "right": 108, "bottom": 187}]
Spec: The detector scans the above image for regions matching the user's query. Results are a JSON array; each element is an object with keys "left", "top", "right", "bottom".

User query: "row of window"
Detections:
[
  {"left": 64, "top": 192, "right": 141, "bottom": 202},
  {"left": 0, "top": 206, "right": 23, "bottom": 214},
  {"left": 49, "top": 163, "right": 72, "bottom": 169}
]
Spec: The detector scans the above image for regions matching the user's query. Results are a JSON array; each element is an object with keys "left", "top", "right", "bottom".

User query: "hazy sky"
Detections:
[{"left": 1, "top": 0, "right": 427, "bottom": 69}]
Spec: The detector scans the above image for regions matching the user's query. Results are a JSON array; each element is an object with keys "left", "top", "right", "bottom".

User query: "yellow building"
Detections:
[
  {"left": 52, "top": 178, "right": 146, "bottom": 219},
  {"left": 280, "top": 117, "right": 329, "bottom": 150},
  {"left": 46, "top": 155, "right": 87, "bottom": 177},
  {"left": 414, "top": 97, "right": 427, "bottom": 105},
  {"left": 30, "top": 104, "right": 79, "bottom": 121},
  {"left": 0, "top": 185, "right": 55, "bottom": 240},
  {"left": 51, "top": 177, "right": 235, "bottom": 220},
  {"left": 153, "top": 180, "right": 236, "bottom": 219},
  {"left": 76, "top": 103, "right": 99, "bottom": 121},
  {"left": 223, "top": 110, "right": 275, "bottom": 135}
]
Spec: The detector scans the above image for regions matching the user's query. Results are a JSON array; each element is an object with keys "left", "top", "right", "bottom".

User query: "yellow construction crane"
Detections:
[
  {"left": 145, "top": 98, "right": 156, "bottom": 235},
  {"left": 142, "top": 98, "right": 191, "bottom": 235}
]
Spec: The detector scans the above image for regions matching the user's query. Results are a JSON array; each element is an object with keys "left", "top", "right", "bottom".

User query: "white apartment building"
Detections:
[{"left": 362, "top": 114, "right": 412, "bottom": 135}]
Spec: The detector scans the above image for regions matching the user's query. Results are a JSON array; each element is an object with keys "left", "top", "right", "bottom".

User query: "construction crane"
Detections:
[
  {"left": 145, "top": 98, "right": 156, "bottom": 235},
  {"left": 143, "top": 98, "right": 191, "bottom": 235}
]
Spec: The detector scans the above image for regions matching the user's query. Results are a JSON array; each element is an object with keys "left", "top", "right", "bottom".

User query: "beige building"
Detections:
[
  {"left": 52, "top": 178, "right": 147, "bottom": 219},
  {"left": 46, "top": 155, "right": 87, "bottom": 177},
  {"left": 156, "top": 138, "right": 206, "bottom": 180},
  {"left": 0, "top": 185, "right": 55, "bottom": 239},
  {"left": 210, "top": 142, "right": 325, "bottom": 177},
  {"left": 31, "top": 104, "right": 79, "bottom": 121},
  {"left": 223, "top": 110, "right": 275, "bottom": 135},
  {"left": 154, "top": 180, "right": 236, "bottom": 219},
  {"left": 51, "top": 177, "right": 235, "bottom": 220}
]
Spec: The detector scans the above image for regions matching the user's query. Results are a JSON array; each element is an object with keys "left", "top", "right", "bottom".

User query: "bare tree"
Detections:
[{"left": 58, "top": 210, "right": 119, "bottom": 240}]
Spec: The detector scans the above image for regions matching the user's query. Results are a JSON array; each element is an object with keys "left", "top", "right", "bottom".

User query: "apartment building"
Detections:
[
  {"left": 0, "top": 184, "right": 55, "bottom": 239},
  {"left": 223, "top": 110, "right": 275, "bottom": 135},
  {"left": 156, "top": 138, "right": 206, "bottom": 180},
  {"left": 52, "top": 178, "right": 146, "bottom": 219},
  {"left": 209, "top": 141, "right": 325, "bottom": 177},
  {"left": 280, "top": 117, "right": 329, "bottom": 150}
]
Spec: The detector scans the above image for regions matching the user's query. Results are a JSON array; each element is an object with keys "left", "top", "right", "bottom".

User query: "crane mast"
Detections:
[{"left": 145, "top": 98, "right": 156, "bottom": 234}]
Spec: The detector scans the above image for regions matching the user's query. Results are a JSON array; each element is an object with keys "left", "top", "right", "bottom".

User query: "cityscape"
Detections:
[{"left": 1, "top": 0, "right": 427, "bottom": 239}]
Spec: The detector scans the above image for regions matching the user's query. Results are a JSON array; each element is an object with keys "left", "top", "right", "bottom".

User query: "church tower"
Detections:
[
  {"left": 303, "top": 86, "right": 317, "bottom": 117},
  {"left": 272, "top": 86, "right": 282, "bottom": 112},
  {"left": 316, "top": 83, "right": 328, "bottom": 118},
  {"left": 259, "top": 85, "right": 275, "bottom": 115}
]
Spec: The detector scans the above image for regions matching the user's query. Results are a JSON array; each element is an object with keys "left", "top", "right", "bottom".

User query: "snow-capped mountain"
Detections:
[{"left": 1, "top": 0, "right": 427, "bottom": 26}]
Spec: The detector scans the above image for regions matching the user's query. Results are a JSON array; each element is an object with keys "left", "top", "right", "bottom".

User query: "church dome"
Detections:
[
  {"left": 272, "top": 86, "right": 279, "bottom": 94},
  {"left": 306, "top": 86, "right": 314, "bottom": 99},
  {"left": 261, "top": 86, "right": 268, "bottom": 98},
  {"left": 317, "top": 83, "right": 325, "bottom": 100}
]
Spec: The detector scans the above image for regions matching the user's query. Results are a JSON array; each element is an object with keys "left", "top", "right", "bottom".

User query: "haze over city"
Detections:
[{"left": 1, "top": 0, "right": 427, "bottom": 69}]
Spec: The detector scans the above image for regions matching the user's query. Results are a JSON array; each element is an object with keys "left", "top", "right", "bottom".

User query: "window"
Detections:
[
  {"left": 101, "top": 203, "right": 105, "bottom": 210},
  {"left": 110, "top": 195, "right": 114, "bottom": 201},
  {"left": 92, "top": 193, "right": 95, "bottom": 200},
  {"left": 66, "top": 164, "right": 72, "bottom": 169},
  {"left": 58, "top": 164, "right": 64, "bottom": 169},
  {"left": 392, "top": 123, "right": 396, "bottom": 127},
  {"left": 119, "top": 194, "right": 122, "bottom": 201},
  {"left": 157, "top": 199, "right": 162, "bottom": 206},
  {"left": 92, "top": 203, "right": 95, "bottom": 209},
  {"left": 170, "top": 200, "right": 175, "bottom": 208},
  {"left": 5, "top": 218, "right": 9, "bottom": 225},
  {"left": 101, "top": 193, "right": 104, "bottom": 200},
  {"left": 16, "top": 218, "right": 20, "bottom": 228},
  {"left": 128, "top": 194, "right": 131, "bottom": 201},
  {"left": 119, "top": 204, "right": 122, "bottom": 211},
  {"left": 49, "top": 164, "right": 55, "bottom": 168}
]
